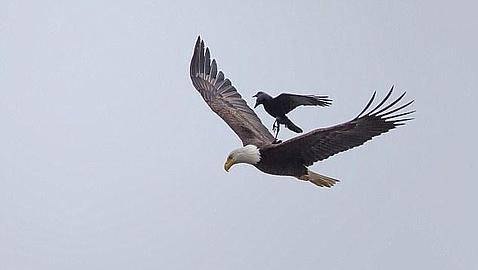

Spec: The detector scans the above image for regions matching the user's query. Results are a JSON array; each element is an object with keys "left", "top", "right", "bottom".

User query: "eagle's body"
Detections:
[
  {"left": 190, "top": 36, "right": 414, "bottom": 188},
  {"left": 225, "top": 145, "right": 319, "bottom": 183}
]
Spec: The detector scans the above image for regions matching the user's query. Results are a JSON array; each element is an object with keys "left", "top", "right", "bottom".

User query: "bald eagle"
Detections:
[{"left": 190, "top": 36, "right": 414, "bottom": 188}]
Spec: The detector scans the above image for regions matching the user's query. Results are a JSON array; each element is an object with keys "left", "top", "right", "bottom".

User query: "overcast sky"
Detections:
[{"left": 1, "top": 1, "right": 477, "bottom": 269}]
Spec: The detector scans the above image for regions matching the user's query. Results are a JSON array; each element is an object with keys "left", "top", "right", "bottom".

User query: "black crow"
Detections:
[{"left": 253, "top": 92, "right": 332, "bottom": 141}]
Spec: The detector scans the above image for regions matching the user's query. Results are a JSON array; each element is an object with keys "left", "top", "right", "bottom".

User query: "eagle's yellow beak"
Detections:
[{"left": 224, "top": 158, "right": 235, "bottom": 172}]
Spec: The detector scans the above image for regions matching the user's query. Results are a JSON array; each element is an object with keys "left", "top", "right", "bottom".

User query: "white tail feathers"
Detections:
[{"left": 298, "top": 170, "right": 339, "bottom": 188}]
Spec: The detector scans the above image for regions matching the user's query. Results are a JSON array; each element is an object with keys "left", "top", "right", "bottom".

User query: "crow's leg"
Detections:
[
  {"left": 273, "top": 122, "right": 280, "bottom": 140},
  {"left": 272, "top": 119, "right": 279, "bottom": 133},
  {"left": 271, "top": 118, "right": 283, "bottom": 143}
]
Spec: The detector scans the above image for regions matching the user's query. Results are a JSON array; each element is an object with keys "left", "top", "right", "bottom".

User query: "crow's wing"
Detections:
[
  {"left": 190, "top": 37, "right": 275, "bottom": 147},
  {"left": 274, "top": 93, "right": 332, "bottom": 114}
]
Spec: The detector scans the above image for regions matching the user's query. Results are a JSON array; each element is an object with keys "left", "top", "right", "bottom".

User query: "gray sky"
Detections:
[{"left": 1, "top": 0, "right": 477, "bottom": 269}]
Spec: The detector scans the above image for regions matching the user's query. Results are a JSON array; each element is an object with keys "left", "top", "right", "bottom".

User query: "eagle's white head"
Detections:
[{"left": 224, "top": 145, "right": 261, "bottom": 172}]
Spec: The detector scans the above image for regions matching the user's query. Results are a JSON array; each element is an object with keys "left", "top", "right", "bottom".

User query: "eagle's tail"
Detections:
[
  {"left": 283, "top": 117, "right": 303, "bottom": 133},
  {"left": 299, "top": 169, "right": 339, "bottom": 188}
]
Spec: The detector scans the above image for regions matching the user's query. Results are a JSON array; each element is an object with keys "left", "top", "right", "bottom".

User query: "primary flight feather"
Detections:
[{"left": 190, "top": 36, "right": 414, "bottom": 188}]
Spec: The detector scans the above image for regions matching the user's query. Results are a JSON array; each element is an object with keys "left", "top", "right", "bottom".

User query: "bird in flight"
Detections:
[
  {"left": 189, "top": 36, "right": 414, "bottom": 188},
  {"left": 253, "top": 91, "right": 332, "bottom": 142}
]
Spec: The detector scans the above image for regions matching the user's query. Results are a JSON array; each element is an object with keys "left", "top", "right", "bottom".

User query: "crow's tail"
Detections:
[{"left": 283, "top": 117, "right": 303, "bottom": 133}]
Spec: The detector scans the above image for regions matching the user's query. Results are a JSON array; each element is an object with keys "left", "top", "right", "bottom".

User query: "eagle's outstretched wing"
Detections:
[
  {"left": 190, "top": 37, "right": 274, "bottom": 147},
  {"left": 266, "top": 86, "right": 414, "bottom": 165}
]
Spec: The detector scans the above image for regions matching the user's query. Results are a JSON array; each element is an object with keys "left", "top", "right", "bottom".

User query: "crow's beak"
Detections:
[{"left": 253, "top": 93, "right": 258, "bottom": 97}]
